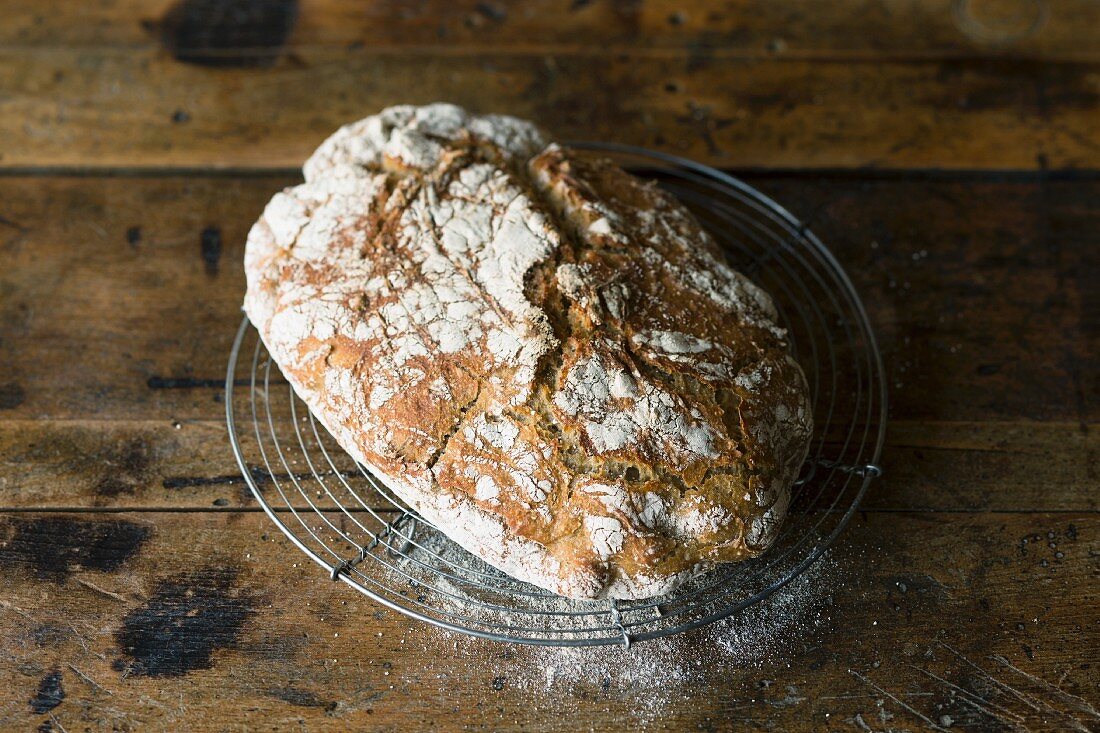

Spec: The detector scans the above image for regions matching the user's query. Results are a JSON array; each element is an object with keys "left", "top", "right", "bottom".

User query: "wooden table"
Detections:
[{"left": 1, "top": 2, "right": 1097, "bottom": 730}]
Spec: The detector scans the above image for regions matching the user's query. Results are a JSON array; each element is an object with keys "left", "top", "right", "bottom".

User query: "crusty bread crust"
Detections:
[{"left": 244, "top": 104, "right": 812, "bottom": 599}]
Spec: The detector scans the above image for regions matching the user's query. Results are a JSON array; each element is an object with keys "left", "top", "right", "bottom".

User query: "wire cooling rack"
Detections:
[{"left": 226, "top": 143, "right": 887, "bottom": 647}]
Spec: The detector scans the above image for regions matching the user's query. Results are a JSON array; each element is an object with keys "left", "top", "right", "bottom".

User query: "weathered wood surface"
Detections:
[
  {"left": 2, "top": 2, "right": 1098, "bottom": 730},
  {"left": 0, "top": 171, "right": 1095, "bottom": 728},
  {"left": 3, "top": 49, "right": 1097, "bottom": 170},
  {"left": 3, "top": 0, "right": 1099, "bottom": 171},
  {"left": 5, "top": 0, "right": 1099, "bottom": 59},
  {"left": 0, "top": 511, "right": 1096, "bottom": 732}
]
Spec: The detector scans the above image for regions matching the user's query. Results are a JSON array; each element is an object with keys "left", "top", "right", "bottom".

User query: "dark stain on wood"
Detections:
[
  {"left": 163, "top": 465, "right": 271, "bottom": 490},
  {"left": 126, "top": 226, "right": 141, "bottom": 249},
  {"left": 28, "top": 624, "right": 69, "bottom": 648},
  {"left": 153, "top": 0, "right": 299, "bottom": 68},
  {"left": 0, "top": 382, "right": 26, "bottom": 409},
  {"left": 28, "top": 669, "right": 64, "bottom": 714},
  {"left": 0, "top": 517, "right": 152, "bottom": 581},
  {"left": 147, "top": 376, "right": 255, "bottom": 389},
  {"left": 93, "top": 476, "right": 133, "bottom": 499},
  {"left": 266, "top": 686, "right": 337, "bottom": 711},
  {"left": 113, "top": 566, "right": 255, "bottom": 677},
  {"left": 93, "top": 437, "right": 152, "bottom": 501},
  {"left": 474, "top": 3, "right": 506, "bottom": 23},
  {"left": 160, "top": 465, "right": 268, "bottom": 508},
  {"left": 162, "top": 474, "right": 243, "bottom": 489},
  {"left": 0, "top": 213, "right": 28, "bottom": 232},
  {"left": 147, "top": 376, "right": 222, "bottom": 389},
  {"left": 200, "top": 225, "right": 221, "bottom": 276}
]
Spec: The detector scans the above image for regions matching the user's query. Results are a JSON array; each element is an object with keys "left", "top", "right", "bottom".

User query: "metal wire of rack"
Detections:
[{"left": 225, "top": 142, "right": 887, "bottom": 648}]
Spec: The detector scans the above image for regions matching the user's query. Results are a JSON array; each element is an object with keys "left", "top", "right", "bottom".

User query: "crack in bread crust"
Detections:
[{"left": 244, "top": 104, "right": 812, "bottom": 599}]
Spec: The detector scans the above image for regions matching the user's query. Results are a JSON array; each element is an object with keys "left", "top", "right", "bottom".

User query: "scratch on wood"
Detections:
[
  {"left": 66, "top": 664, "right": 113, "bottom": 696},
  {"left": 944, "top": 688, "right": 1026, "bottom": 730},
  {"left": 49, "top": 712, "right": 70, "bottom": 733},
  {"left": 75, "top": 578, "right": 128, "bottom": 603},
  {"left": 0, "top": 599, "right": 35, "bottom": 622},
  {"left": 938, "top": 643, "right": 1094, "bottom": 733},
  {"left": 818, "top": 692, "right": 935, "bottom": 701},
  {"left": 909, "top": 664, "right": 1025, "bottom": 725},
  {"left": 135, "top": 694, "right": 171, "bottom": 712},
  {"left": 991, "top": 654, "right": 1100, "bottom": 723},
  {"left": 938, "top": 642, "right": 1044, "bottom": 713},
  {"left": 849, "top": 669, "right": 950, "bottom": 732}
]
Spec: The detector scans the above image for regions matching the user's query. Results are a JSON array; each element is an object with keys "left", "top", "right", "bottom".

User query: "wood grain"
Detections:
[
  {"left": 1, "top": 175, "right": 1094, "bottom": 423},
  {"left": 1, "top": 49, "right": 1097, "bottom": 170},
  {"left": 0, "top": 510, "right": 1094, "bottom": 732},
  {"left": 2, "top": 419, "right": 1096, "bottom": 513},
  {"left": 5, "top": 0, "right": 1099, "bottom": 60}
]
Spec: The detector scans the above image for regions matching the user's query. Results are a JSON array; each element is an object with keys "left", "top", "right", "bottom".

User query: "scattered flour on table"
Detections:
[{"left": 411, "top": 551, "right": 839, "bottom": 727}]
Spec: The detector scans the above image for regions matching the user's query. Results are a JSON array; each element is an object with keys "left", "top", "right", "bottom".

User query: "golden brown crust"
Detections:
[{"left": 244, "top": 104, "right": 812, "bottom": 599}]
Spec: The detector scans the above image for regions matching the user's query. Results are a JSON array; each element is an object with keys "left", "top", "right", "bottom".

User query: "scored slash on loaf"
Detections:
[{"left": 243, "top": 104, "right": 812, "bottom": 600}]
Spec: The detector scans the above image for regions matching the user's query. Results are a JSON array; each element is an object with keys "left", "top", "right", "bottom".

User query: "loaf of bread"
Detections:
[{"left": 244, "top": 104, "right": 812, "bottom": 600}]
